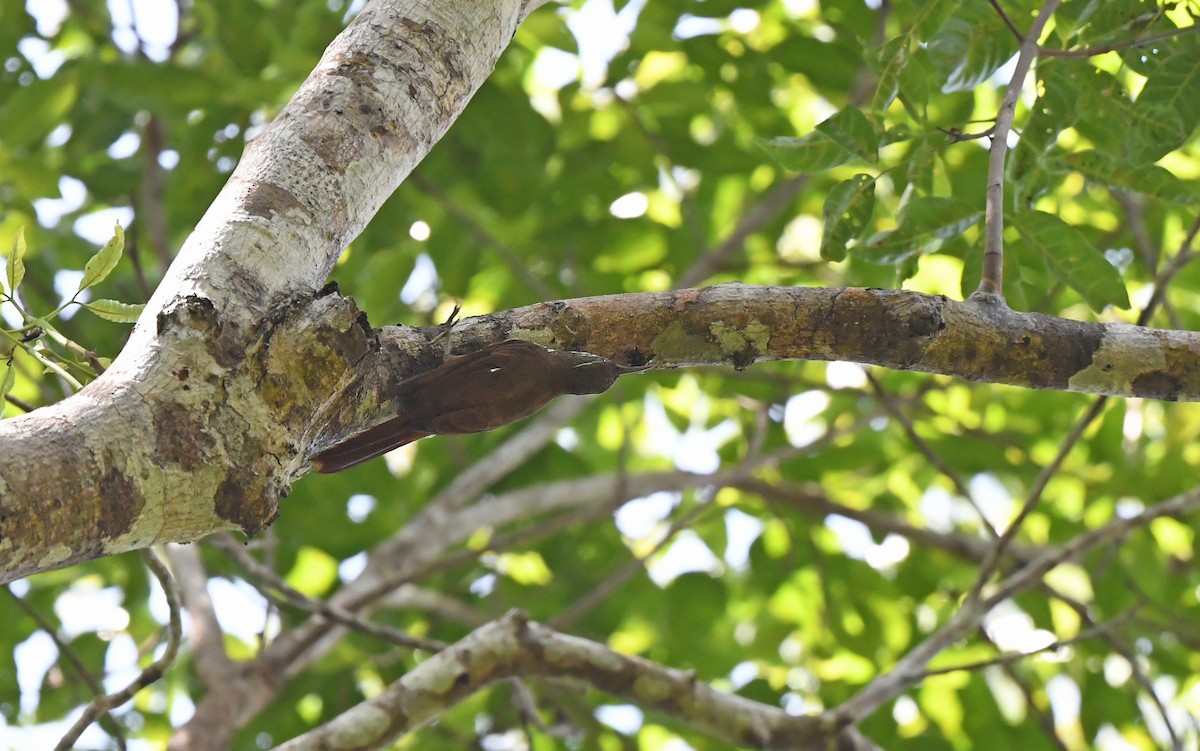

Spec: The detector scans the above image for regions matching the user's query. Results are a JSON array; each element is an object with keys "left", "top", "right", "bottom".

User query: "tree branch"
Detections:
[
  {"left": 974, "top": 0, "right": 1060, "bottom": 300},
  {"left": 274, "top": 610, "right": 876, "bottom": 751},
  {"left": 837, "top": 484, "right": 1200, "bottom": 723}
]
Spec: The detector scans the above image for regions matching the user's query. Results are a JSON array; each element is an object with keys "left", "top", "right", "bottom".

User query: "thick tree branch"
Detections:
[
  {"left": 314, "top": 283, "right": 1200, "bottom": 457},
  {"left": 8, "top": 278, "right": 1200, "bottom": 584},
  {"left": 0, "top": 0, "right": 531, "bottom": 583}
]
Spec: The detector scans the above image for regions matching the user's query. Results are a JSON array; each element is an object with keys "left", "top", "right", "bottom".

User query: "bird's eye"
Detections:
[{"left": 489, "top": 367, "right": 502, "bottom": 374}]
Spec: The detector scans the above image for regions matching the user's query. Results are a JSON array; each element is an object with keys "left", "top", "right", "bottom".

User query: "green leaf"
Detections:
[
  {"left": 1014, "top": 63, "right": 1081, "bottom": 165},
  {"left": 896, "top": 46, "right": 936, "bottom": 117},
  {"left": 1009, "top": 210, "right": 1130, "bottom": 311},
  {"left": 859, "top": 197, "right": 981, "bottom": 265},
  {"left": 1136, "top": 51, "right": 1200, "bottom": 156},
  {"left": 0, "top": 74, "right": 79, "bottom": 151},
  {"left": 5, "top": 227, "right": 26, "bottom": 298},
  {"left": 906, "top": 140, "right": 939, "bottom": 196},
  {"left": 1097, "top": 97, "right": 1186, "bottom": 164},
  {"left": 1010, "top": 64, "right": 1083, "bottom": 205},
  {"left": 872, "top": 37, "right": 908, "bottom": 115},
  {"left": 815, "top": 106, "right": 878, "bottom": 163},
  {"left": 761, "top": 107, "right": 878, "bottom": 173},
  {"left": 1054, "top": 150, "right": 1197, "bottom": 204},
  {"left": 760, "top": 133, "right": 848, "bottom": 173},
  {"left": 81, "top": 299, "right": 144, "bottom": 323},
  {"left": 913, "top": 0, "right": 955, "bottom": 40},
  {"left": 0, "top": 357, "right": 13, "bottom": 406},
  {"left": 927, "top": 3, "right": 1018, "bottom": 93},
  {"left": 820, "top": 174, "right": 876, "bottom": 262},
  {"left": 284, "top": 546, "right": 339, "bottom": 597},
  {"left": 78, "top": 224, "right": 125, "bottom": 293}
]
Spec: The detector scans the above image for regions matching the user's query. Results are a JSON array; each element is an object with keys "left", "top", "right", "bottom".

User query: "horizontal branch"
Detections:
[
  {"left": 5, "top": 281, "right": 1195, "bottom": 584},
  {"left": 273, "top": 610, "right": 876, "bottom": 751},
  {"left": 315, "top": 283, "right": 1200, "bottom": 451}
]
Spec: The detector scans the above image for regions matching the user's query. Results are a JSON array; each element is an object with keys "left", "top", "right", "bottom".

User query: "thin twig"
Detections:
[
  {"left": 966, "top": 396, "right": 1107, "bottom": 603},
  {"left": 988, "top": 0, "right": 1197, "bottom": 59},
  {"left": 1081, "top": 579, "right": 1186, "bottom": 751},
  {"left": 836, "top": 484, "right": 1200, "bottom": 723},
  {"left": 140, "top": 115, "right": 174, "bottom": 272},
  {"left": 987, "top": 0, "right": 1024, "bottom": 40},
  {"left": 1137, "top": 214, "right": 1200, "bottom": 327},
  {"left": 551, "top": 498, "right": 713, "bottom": 629},
  {"left": 978, "top": 627, "right": 1071, "bottom": 751},
  {"left": 5, "top": 392, "right": 35, "bottom": 412},
  {"left": 1040, "top": 26, "right": 1199, "bottom": 58},
  {"left": 974, "top": 0, "right": 1061, "bottom": 300},
  {"left": 64, "top": 338, "right": 106, "bottom": 375},
  {"left": 919, "top": 619, "right": 1108, "bottom": 678},
  {"left": 212, "top": 534, "right": 445, "bottom": 653},
  {"left": 677, "top": 174, "right": 811, "bottom": 288},
  {"left": 54, "top": 549, "right": 182, "bottom": 751},
  {"left": 163, "top": 543, "right": 234, "bottom": 686},
  {"left": 6, "top": 587, "right": 128, "bottom": 749},
  {"left": 986, "top": 486, "right": 1200, "bottom": 614},
  {"left": 867, "top": 373, "right": 999, "bottom": 537},
  {"left": 742, "top": 478, "right": 1038, "bottom": 565}
]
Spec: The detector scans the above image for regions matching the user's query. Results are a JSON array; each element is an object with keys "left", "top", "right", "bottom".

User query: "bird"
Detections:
[{"left": 311, "top": 340, "right": 625, "bottom": 473}]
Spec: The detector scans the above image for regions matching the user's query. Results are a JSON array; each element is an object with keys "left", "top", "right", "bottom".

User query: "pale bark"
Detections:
[
  {"left": 0, "top": 0, "right": 536, "bottom": 583},
  {"left": 3, "top": 0, "right": 1199, "bottom": 589},
  {"left": 273, "top": 611, "right": 877, "bottom": 751},
  {"left": 6, "top": 3, "right": 1194, "bottom": 751}
]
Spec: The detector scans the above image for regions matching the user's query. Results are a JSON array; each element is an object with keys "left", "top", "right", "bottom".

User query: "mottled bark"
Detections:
[
  {"left": 1, "top": 0, "right": 1197, "bottom": 590},
  {"left": 274, "top": 611, "right": 873, "bottom": 751},
  {"left": 0, "top": 0, "right": 533, "bottom": 583}
]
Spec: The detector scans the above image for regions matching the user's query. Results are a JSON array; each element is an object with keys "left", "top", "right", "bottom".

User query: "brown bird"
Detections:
[{"left": 312, "top": 340, "right": 624, "bottom": 473}]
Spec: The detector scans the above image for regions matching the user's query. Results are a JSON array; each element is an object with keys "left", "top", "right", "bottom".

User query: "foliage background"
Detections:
[{"left": 2, "top": 0, "right": 1199, "bottom": 749}]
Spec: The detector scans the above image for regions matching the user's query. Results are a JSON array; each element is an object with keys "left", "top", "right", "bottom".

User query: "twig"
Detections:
[
  {"left": 987, "top": 485, "right": 1200, "bottom": 615},
  {"left": 966, "top": 396, "right": 1107, "bottom": 603},
  {"left": 1137, "top": 214, "right": 1200, "bottom": 327},
  {"left": 140, "top": 115, "right": 174, "bottom": 272},
  {"left": 429, "top": 502, "right": 622, "bottom": 577},
  {"left": 273, "top": 611, "right": 871, "bottom": 751},
  {"left": 163, "top": 543, "right": 234, "bottom": 686},
  {"left": 742, "top": 478, "right": 1038, "bottom": 566},
  {"left": 978, "top": 627, "right": 1071, "bottom": 751},
  {"left": 551, "top": 498, "right": 713, "bottom": 629},
  {"left": 677, "top": 174, "right": 810, "bottom": 288},
  {"left": 919, "top": 619, "right": 1108, "bottom": 678},
  {"left": 836, "top": 483, "right": 1200, "bottom": 723},
  {"left": 987, "top": 0, "right": 1023, "bottom": 40},
  {"left": 54, "top": 548, "right": 182, "bottom": 751},
  {"left": 668, "top": 8, "right": 888, "bottom": 289},
  {"left": 988, "top": 0, "right": 1197, "bottom": 59},
  {"left": 409, "top": 173, "right": 559, "bottom": 301},
  {"left": 64, "top": 338, "right": 106, "bottom": 375},
  {"left": 1040, "top": 26, "right": 1199, "bottom": 58},
  {"left": 867, "top": 373, "right": 999, "bottom": 537},
  {"left": 938, "top": 124, "right": 995, "bottom": 143},
  {"left": 6, "top": 586, "right": 128, "bottom": 749},
  {"left": 974, "top": 0, "right": 1061, "bottom": 300},
  {"left": 211, "top": 534, "right": 445, "bottom": 653},
  {"left": 5, "top": 392, "right": 34, "bottom": 412}
]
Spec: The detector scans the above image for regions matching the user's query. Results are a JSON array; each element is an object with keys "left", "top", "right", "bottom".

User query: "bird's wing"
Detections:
[
  {"left": 311, "top": 420, "right": 431, "bottom": 473},
  {"left": 311, "top": 341, "right": 560, "bottom": 473}
]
